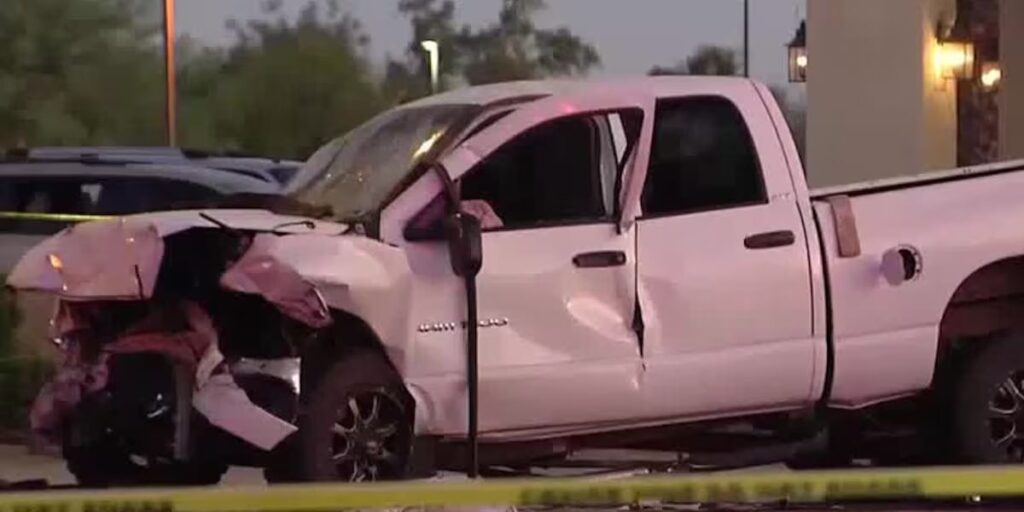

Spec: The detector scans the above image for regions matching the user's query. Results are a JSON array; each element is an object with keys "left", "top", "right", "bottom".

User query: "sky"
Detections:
[{"left": 176, "top": 0, "right": 806, "bottom": 96}]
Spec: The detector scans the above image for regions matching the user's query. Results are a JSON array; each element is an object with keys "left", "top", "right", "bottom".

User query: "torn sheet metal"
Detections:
[
  {"left": 106, "top": 302, "right": 215, "bottom": 369},
  {"left": 8, "top": 218, "right": 164, "bottom": 300},
  {"left": 29, "top": 349, "right": 110, "bottom": 442},
  {"left": 11, "top": 208, "right": 413, "bottom": 449},
  {"left": 29, "top": 301, "right": 215, "bottom": 441},
  {"left": 220, "top": 234, "right": 332, "bottom": 329},
  {"left": 231, "top": 357, "right": 301, "bottom": 394},
  {"left": 30, "top": 299, "right": 298, "bottom": 451},
  {"left": 252, "top": 233, "right": 416, "bottom": 372},
  {"left": 193, "top": 373, "right": 298, "bottom": 451},
  {"left": 7, "top": 209, "right": 350, "bottom": 300},
  {"left": 193, "top": 336, "right": 298, "bottom": 451}
]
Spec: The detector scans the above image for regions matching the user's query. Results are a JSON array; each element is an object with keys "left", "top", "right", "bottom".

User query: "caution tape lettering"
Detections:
[
  {"left": 4, "top": 502, "right": 69, "bottom": 512},
  {"left": 1, "top": 501, "right": 172, "bottom": 512},
  {"left": 824, "top": 477, "right": 923, "bottom": 500},
  {"left": 0, "top": 466, "right": 1020, "bottom": 510},
  {"left": 517, "top": 476, "right": 924, "bottom": 506},
  {"left": 82, "top": 500, "right": 173, "bottom": 512}
]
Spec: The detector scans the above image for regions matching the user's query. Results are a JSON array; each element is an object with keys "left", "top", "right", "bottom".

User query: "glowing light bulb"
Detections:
[{"left": 48, "top": 254, "right": 63, "bottom": 270}]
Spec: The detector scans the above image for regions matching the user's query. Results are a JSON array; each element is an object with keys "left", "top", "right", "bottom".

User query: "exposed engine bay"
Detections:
[{"left": 16, "top": 218, "right": 335, "bottom": 485}]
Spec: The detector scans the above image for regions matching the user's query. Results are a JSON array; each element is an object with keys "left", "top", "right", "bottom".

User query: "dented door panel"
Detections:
[
  {"left": 393, "top": 91, "right": 655, "bottom": 437},
  {"left": 403, "top": 223, "right": 643, "bottom": 437}
]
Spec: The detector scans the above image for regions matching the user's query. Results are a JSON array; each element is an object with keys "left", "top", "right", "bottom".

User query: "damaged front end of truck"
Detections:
[{"left": 5, "top": 209, "right": 399, "bottom": 486}]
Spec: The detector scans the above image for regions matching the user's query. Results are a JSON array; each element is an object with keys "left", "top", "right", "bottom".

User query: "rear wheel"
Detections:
[
  {"left": 952, "top": 333, "right": 1024, "bottom": 463},
  {"left": 298, "top": 350, "right": 413, "bottom": 481}
]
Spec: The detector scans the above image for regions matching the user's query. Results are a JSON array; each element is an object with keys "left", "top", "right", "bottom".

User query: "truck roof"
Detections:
[{"left": 399, "top": 76, "right": 761, "bottom": 109}]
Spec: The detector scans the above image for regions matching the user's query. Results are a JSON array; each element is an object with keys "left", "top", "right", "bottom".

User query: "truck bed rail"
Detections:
[{"left": 810, "top": 159, "right": 1024, "bottom": 199}]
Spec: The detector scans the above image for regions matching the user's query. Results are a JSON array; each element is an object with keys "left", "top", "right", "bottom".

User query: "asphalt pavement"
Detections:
[{"left": 0, "top": 444, "right": 264, "bottom": 485}]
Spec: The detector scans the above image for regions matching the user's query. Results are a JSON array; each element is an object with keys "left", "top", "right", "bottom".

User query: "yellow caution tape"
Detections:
[
  {"left": 0, "top": 211, "right": 111, "bottom": 223},
  {"left": 4, "top": 466, "right": 1024, "bottom": 510}
]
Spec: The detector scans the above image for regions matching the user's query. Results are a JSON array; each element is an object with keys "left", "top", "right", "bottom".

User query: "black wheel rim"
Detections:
[
  {"left": 988, "top": 372, "right": 1024, "bottom": 461},
  {"left": 331, "top": 389, "right": 408, "bottom": 481}
]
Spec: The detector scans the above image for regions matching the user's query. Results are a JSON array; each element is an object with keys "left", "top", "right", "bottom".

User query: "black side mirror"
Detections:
[{"left": 445, "top": 212, "right": 482, "bottom": 277}]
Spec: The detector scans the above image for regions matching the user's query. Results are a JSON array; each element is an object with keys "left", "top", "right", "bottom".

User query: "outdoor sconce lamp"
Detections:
[
  {"left": 980, "top": 61, "right": 1002, "bottom": 90},
  {"left": 787, "top": 20, "right": 807, "bottom": 83},
  {"left": 936, "top": 13, "right": 975, "bottom": 81}
]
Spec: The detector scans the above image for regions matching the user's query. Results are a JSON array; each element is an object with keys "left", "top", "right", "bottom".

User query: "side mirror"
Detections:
[{"left": 445, "top": 212, "right": 482, "bottom": 277}]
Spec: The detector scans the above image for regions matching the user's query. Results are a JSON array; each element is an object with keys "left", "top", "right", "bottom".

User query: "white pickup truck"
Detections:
[{"left": 10, "top": 76, "right": 1024, "bottom": 485}]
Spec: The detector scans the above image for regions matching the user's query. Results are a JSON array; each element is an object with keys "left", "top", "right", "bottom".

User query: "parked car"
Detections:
[
  {"left": 0, "top": 154, "right": 282, "bottom": 370},
  {"left": 10, "top": 76, "right": 1024, "bottom": 486},
  {"left": 0, "top": 155, "right": 280, "bottom": 271},
  {"left": 16, "top": 146, "right": 302, "bottom": 187}
]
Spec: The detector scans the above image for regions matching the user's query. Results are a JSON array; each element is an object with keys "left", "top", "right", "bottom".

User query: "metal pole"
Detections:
[
  {"left": 421, "top": 40, "right": 440, "bottom": 93},
  {"left": 163, "top": 0, "right": 177, "bottom": 147},
  {"left": 743, "top": 0, "right": 750, "bottom": 77},
  {"left": 465, "top": 274, "right": 479, "bottom": 478}
]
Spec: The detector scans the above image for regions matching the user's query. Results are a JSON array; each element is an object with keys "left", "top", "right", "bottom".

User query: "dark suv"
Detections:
[{"left": 0, "top": 148, "right": 285, "bottom": 271}]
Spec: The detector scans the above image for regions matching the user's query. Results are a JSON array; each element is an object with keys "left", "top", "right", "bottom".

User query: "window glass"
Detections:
[
  {"left": 459, "top": 112, "right": 633, "bottom": 230},
  {"left": 0, "top": 177, "right": 218, "bottom": 234},
  {"left": 642, "top": 96, "right": 766, "bottom": 216},
  {"left": 608, "top": 113, "right": 628, "bottom": 164}
]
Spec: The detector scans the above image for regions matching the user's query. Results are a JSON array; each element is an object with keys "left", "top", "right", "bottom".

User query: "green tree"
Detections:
[
  {"left": 176, "top": 37, "right": 230, "bottom": 151},
  {"left": 0, "top": 0, "right": 165, "bottom": 148},
  {"left": 383, "top": 0, "right": 461, "bottom": 99},
  {"left": 458, "top": 0, "right": 600, "bottom": 85},
  {"left": 387, "top": 0, "right": 601, "bottom": 99},
  {"left": 649, "top": 45, "right": 740, "bottom": 76},
  {"left": 197, "top": 0, "right": 387, "bottom": 158}
]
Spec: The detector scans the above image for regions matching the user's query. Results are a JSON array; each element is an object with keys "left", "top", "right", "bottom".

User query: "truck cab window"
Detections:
[
  {"left": 642, "top": 96, "right": 766, "bottom": 216},
  {"left": 460, "top": 115, "right": 607, "bottom": 230},
  {"left": 460, "top": 111, "right": 640, "bottom": 230}
]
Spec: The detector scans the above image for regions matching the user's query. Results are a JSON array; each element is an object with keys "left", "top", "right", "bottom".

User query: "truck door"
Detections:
[
  {"left": 400, "top": 92, "right": 656, "bottom": 436},
  {"left": 634, "top": 91, "right": 817, "bottom": 420}
]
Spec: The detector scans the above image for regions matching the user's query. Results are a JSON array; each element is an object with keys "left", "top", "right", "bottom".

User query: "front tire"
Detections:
[
  {"left": 952, "top": 333, "right": 1024, "bottom": 463},
  {"left": 298, "top": 350, "right": 413, "bottom": 482}
]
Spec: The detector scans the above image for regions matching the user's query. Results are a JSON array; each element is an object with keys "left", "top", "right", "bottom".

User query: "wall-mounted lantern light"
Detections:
[
  {"left": 980, "top": 61, "right": 1002, "bottom": 90},
  {"left": 787, "top": 20, "right": 807, "bottom": 83},
  {"left": 936, "top": 14, "right": 975, "bottom": 81}
]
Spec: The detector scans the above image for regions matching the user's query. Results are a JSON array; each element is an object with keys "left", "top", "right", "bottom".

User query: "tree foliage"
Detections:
[
  {"left": 0, "top": 0, "right": 165, "bottom": 147},
  {"left": 184, "top": 0, "right": 386, "bottom": 158},
  {"left": 386, "top": 0, "right": 600, "bottom": 99},
  {"left": 649, "top": 45, "right": 806, "bottom": 163},
  {"left": 0, "top": 0, "right": 601, "bottom": 158},
  {"left": 649, "top": 45, "right": 740, "bottom": 76}
]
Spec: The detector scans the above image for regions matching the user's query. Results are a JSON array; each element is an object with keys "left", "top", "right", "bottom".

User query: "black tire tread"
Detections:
[
  {"left": 297, "top": 349, "right": 411, "bottom": 481},
  {"left": 951, "top": 333, "right": 1024, "bottom": 464}
]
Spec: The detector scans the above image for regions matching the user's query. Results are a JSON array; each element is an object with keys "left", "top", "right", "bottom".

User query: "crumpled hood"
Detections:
[
  {"left": 8, "top": 206, "right": 418, "bottom": 377},
  {"left": 6, "top": 209, "right": 350, "bottom": 299}
]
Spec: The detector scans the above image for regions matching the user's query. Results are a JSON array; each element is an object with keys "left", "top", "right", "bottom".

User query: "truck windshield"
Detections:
[{"left": 285, "top": 104, "right": 476, "bottom": 219}]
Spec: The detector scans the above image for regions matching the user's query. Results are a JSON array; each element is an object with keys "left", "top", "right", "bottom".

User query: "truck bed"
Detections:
[{"left": 810, "top": 158, "right": 1024, "bottom": 199}]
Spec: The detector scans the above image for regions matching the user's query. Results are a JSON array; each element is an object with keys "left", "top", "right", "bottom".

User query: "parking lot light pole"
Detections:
[
  {"left": 421, "top": 40, "right": 440, "bottom": 94},
  {"left": 743, "top": 0, "right": 749, "bottom": 77},
  {"left": 163, "top": 0, "right": 177, "bottom": 147}
]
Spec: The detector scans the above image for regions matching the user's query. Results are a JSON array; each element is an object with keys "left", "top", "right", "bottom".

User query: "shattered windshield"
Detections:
[{"left": 285, "top": 104, "right": 476, "bottom": 219}]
